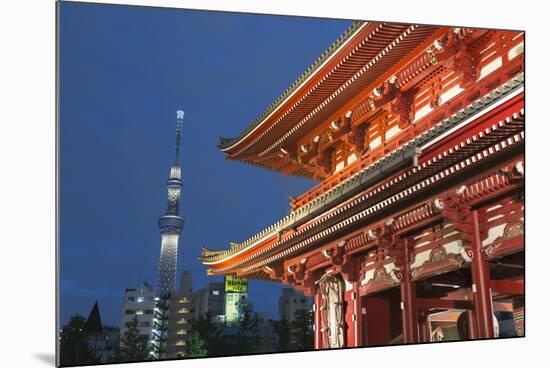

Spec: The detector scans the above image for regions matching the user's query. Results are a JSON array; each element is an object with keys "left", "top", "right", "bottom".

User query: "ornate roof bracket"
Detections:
[
  {"left": 368, "top": 76, "right": 417, "bottom": 129},
  {"left": 284, "top": 260, "right": 321, "bottom": 296},
  {"left": 433, "top": 188, "right": 475, "bottom": 244},
  {"left": 278, "top": 145, "right": 318, "bottom": 176},
  {"left": 432, "top": 28, "right": 483, "bottom": 89},
  {"left": 367, "top": 218, "right": 397, "bottom": 249},
  {"left": 311, "top": 147, "right": 334, "bottom": 177},
  {"left": 262, "top": 264, "right": 284, "bottom": 281}
]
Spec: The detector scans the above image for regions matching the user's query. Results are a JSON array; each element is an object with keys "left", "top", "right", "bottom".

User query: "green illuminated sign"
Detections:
[{"left": 225, "top": 275, "right": 248, "bottom": 293}]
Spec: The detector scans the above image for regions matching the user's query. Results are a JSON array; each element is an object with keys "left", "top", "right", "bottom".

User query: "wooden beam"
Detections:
[
  {"left": 490, "top": 279, "right": 524, "bottom": 295},
  {"left": 416, "top": 298, "right": 472, "bottom": 310}
]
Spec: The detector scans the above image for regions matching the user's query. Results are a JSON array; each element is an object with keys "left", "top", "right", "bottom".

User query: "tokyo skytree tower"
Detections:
[{"left": 156, "top": 110, "right": 185, "bottom": 298}]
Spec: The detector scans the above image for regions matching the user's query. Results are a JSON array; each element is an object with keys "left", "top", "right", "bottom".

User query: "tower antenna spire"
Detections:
[
  {"left": 175, "top": 110, "right": 184, "bottom": 164},
  {"left": 153, "top": 109, "right": 186, "bottom": 359}
]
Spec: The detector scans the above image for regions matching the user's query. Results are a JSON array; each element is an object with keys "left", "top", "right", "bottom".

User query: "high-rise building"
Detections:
[
  {"left": 120, "top": 282, "right": 157, "bottom": 357},
  {"left": 153, "top": 110, "right": 186, "bottom": 358},
  {"left": 279, "top": 288, "right": 313, "bottom": 322},
  {"left": 166, "top": 271, "right": 194, "bottom": 358},
  {"left": 192, "top": 282, "right": 225, "bottom": 323}
]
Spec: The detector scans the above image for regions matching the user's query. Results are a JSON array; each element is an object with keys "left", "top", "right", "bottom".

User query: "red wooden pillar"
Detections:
[
  {"left": 353, "top": 281, "right": 364, "bottom": 346},
  {"left": 344, "top": 287, "right": 354, "bottom": 347},
  {"left": 467, "top": 309, "right": 478, "bottom": 339},
  {"left": 419, "top": 313, "right": 431, "bottom": 342},
  {"left": 348, "top": 281, "right": 363, "bottom": 347},
  {"left": 400, "top": 238, "right": 419, "bottom": 343},
  {"left": 314, "top": 290, "right": 322, "bottom": 349},
  {"left": 470, "top": 210, "right": 495, "bottom": 338},
  {"left": 343, "top": 279, "right": 363, "bottom": 347}
]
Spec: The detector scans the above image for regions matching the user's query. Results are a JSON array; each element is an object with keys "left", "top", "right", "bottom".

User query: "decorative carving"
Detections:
[
  {"left": 318, "top": 273, "right": 345, "bottom": 349},
  {"left": 410, "top": 245, "right": 471, "bottom": 281},
  {"left": 359, "top": 265, "right": 402, "bottom": 296},
  {"left": 459, "top": 246, "right": 474, "bottom": 263},
  {"left": 482, "top": 221, "right": 524, "bottom": 259}
]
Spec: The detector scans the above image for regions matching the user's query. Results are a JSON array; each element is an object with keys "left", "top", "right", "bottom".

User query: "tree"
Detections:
[
  {"left": 186, "top": 331, "right": 208, "bottom": 357},
  {"left": 291, "top": 309, "right": 314, "bottom": 351},
  {"left": 118, "top": 315, "right": 151, "bottom": 362},
  {"left": 191, "top": 312, "right": 230, "bottom": 356},
  {"left": 273, "top": 318, "right": 292, "bottom": 352},
  {"left": 234, "top": 311, "right": 261, "bottom": 354},
  {"left": 60, "top": 314, "right": 100, "bottom": 366}
]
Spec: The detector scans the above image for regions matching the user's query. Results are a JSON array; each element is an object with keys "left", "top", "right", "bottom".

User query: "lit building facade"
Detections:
[
  {"left": 279, "top": 288, "right": 312, "bottom": 322},
  {"left": 201, "top": 22, "right": 525, "bottom": 349},
  {"left": 120, "top": 283, "right": 156, "bottom": 352},
  {"left": 192, "top": 282, "right": 225, "bottom": 323},
  {"left": 166, "top": 271, "right": 194, "bottom": 358}
]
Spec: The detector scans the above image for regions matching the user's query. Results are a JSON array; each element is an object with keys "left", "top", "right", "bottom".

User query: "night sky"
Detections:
[{"left": 59, "top": 2, "right": 351, "bottom": 327}]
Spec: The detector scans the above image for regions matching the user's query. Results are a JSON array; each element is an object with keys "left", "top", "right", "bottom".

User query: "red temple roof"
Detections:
[{"left": 204, "top": 21, "right": 524, "bottom": 280}]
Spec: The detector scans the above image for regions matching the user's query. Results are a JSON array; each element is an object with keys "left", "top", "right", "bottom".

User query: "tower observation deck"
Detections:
[{"left": 157, "top": 110, "right": 185, "bottom": 298}]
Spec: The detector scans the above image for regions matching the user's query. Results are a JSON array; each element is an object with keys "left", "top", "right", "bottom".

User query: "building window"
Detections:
[
  {"left": 128, "top": 297, "right": 135, "bottom": 302},
  {"left": 139, "top": 321, "right": 150, "bottom": 327},
  {"left": 136, "top": 310, "right": 144, "bottom": 315},
  {"left": 136, "top": 297, "right": 144, "bottom": 303},
  {"left": 125, "top": 310, "right": 134, "bottom": 315},
  {"left": 145, "top": 310, "right": 153, "bottom": 314},
  {"left": 212, "top": 290, "right": 220, "bottom": 296}
]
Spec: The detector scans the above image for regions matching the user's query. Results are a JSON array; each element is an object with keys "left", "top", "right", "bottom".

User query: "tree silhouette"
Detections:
[
  {"left": 118, "top": 316, "right": 150, "bottom": 362},
  {"left": 235, "top": 311, "right": 261, "bottom": 354},
  {"left": 60, "top": 314, "right": 100, "bottom": 366},
  {"left": 191, "top": 311, "right": 230, "bottom": 356},
  {"left": 291, "top": 309, "right": 314, "bottom": 351},
  {"left": 273, "top": 318, "right": 292, "bottom": 352},
  {"left": 186, "top": 330, "right": 207, "bottom": 357}
]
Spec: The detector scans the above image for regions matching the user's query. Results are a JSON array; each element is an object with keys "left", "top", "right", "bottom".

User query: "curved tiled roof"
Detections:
[
  {"left": 202, "top": 74, "right": 524, "bottom": 264},
  {"left": 218, "top": 21, "right": 365, "bottom": 150}
]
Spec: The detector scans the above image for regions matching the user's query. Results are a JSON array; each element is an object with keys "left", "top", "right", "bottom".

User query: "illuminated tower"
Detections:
[
  {"left": 157, "top": 110, "right": 185, "bottom": 298},
  {"left": 152, "top": 110, "right": 185, "bottom": 359}
]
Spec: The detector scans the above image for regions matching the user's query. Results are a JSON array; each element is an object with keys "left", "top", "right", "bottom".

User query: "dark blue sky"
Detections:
[{"left": 59, "top": 2, "right": 350, "bottom": 327}]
